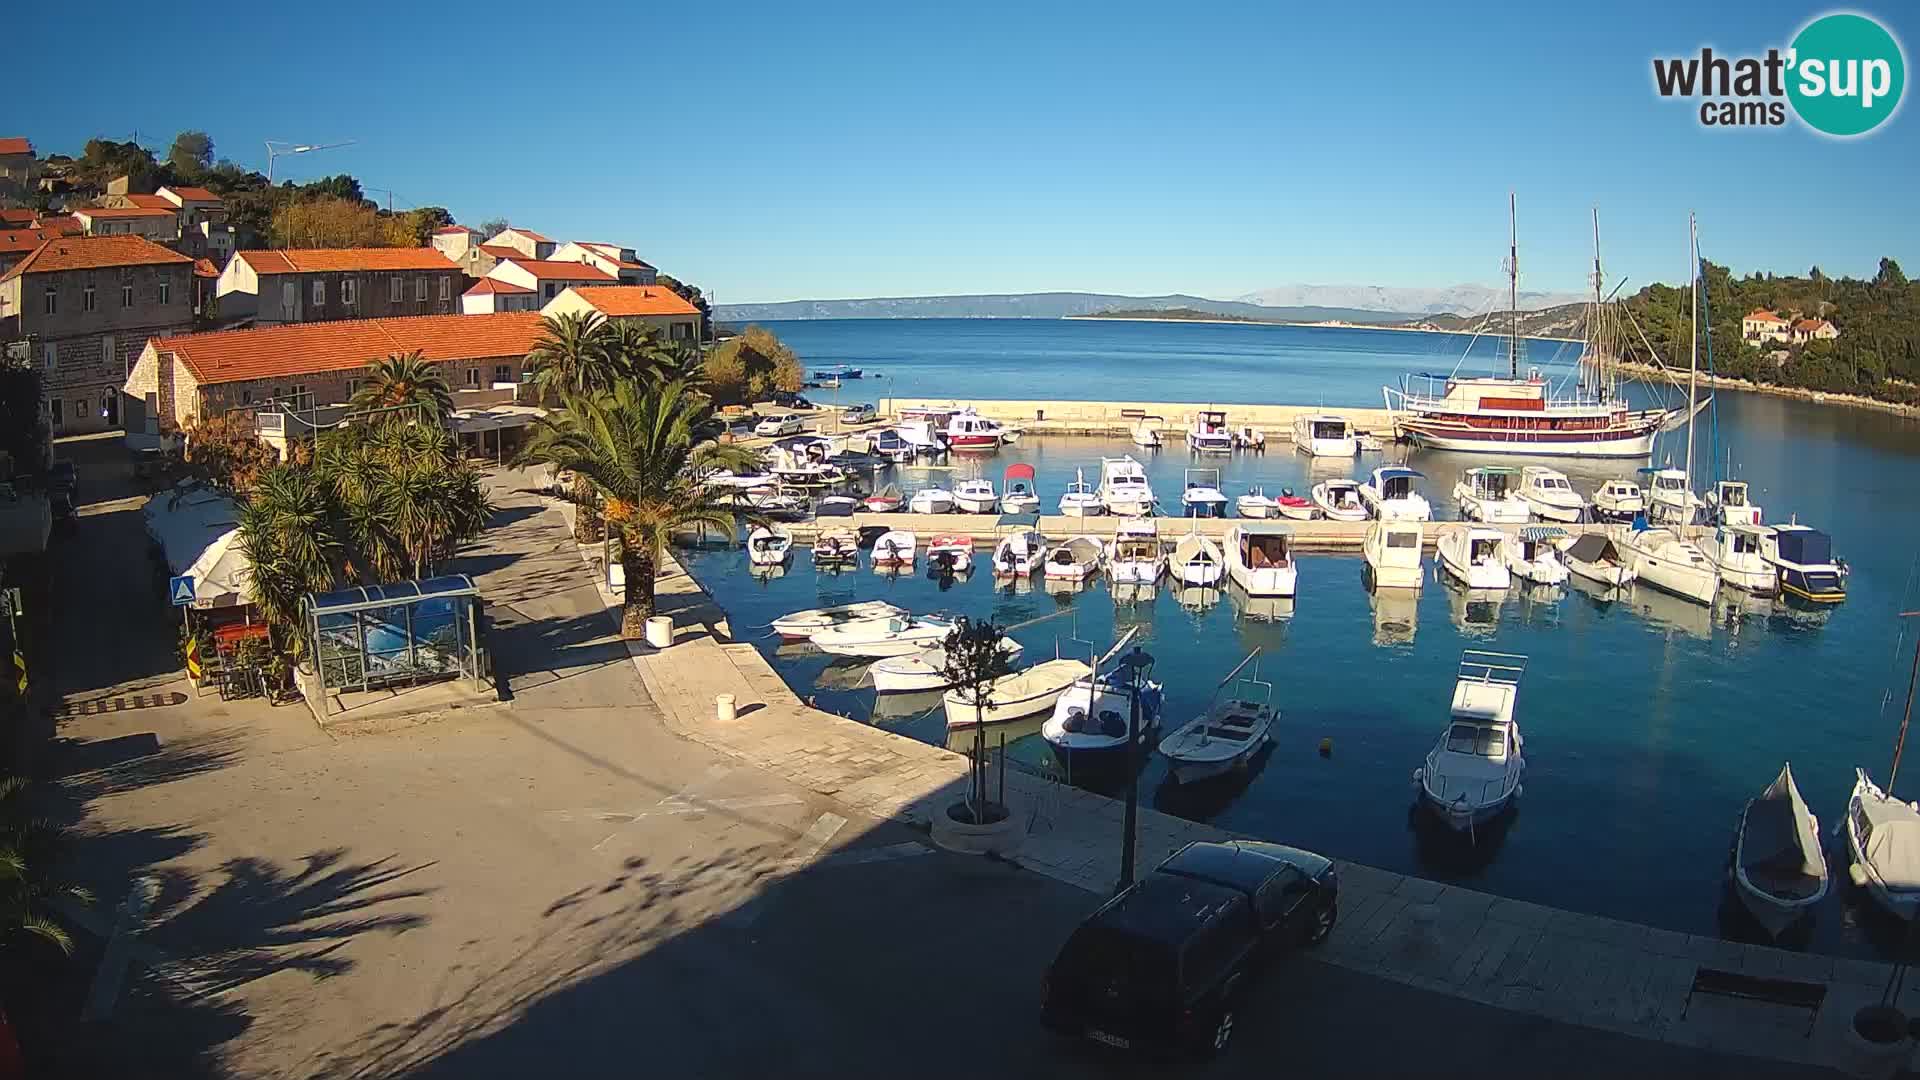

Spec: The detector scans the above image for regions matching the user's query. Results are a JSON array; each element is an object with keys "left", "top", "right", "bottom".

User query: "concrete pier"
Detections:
[{"left": 875, "top": 397, "right": 1396, "bottom": 440}]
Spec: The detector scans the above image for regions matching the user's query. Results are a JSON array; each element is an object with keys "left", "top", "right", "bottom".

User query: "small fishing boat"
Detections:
[
  {"left": 942, "top": 657, "right": 1090, "bottom": 728},
  {"left": 1058, "top": 468, "right": 1104, "bottom": 517},
  {"left": 953, "top": 477, "right": 998, "bottom": 515},
  {"left": 1846, "top": 769, "right": 1920, "bottom": 921},
  {"left": 1560, "top": 533, "right": 1636, "bottom": 588},
  {"left": 1131, "top": 414, "right": 1165, "bottom": 449},
  {"left": 811, "top": 365, "right": 863, "bottom": 380},
  {"left": 1623, "top": 526, "right": 1716, "bottom": 605},
  {"left": 1454, "top": 467, "right": 1530, "bottom": 523},
  {"left": 945, "top": 409, "right": 1006, "bottom": 450},
  {"left": 1181, "top": 468, "right": 1229, "bottom": 518},
  {"left": 1412, "top": 651, "right": 1528, "bottom": 833},
  {"left": 1097, "top": 456, "right": 1156, "bottom": 516},
  {"left": 1363, "top": 520, "right": 1424, "bottom": 590},
  {"left": 746, "top": 525, "right": 793, "bottom": 567},
  {"left": 926, "top": 534, "right": 974, "bottom": 574},
  {"left": 1591, "top": 479, "right": 1645, "bottom": 523},
  {"left": 1292, "top": 413, "right": 1358, "bottom": 456},
  {"left": 1642, "top": 466, "right": 1705, "bottom": 526},
  {"left": 1234, "top": 425, "right": 1267, "bottom": 451},
  {"left": 1159, "top": 650, "right": 1275, "bottom": 784},
  {"left": 811, "top": 613, "right": 955, "bottom": 658},
  {"left": 1171, "top": 531, "right": 1225, "bottom": 586},
  {"left": 862, "top": 484, "right": 904, "bottom": 513},
  {"left": 1355, "top": 431, "right": 1385, "bottom": 453},
  {"left": 817, "top": 494, "right": 860, "bottom": 517},
  {"left": 1311, "top": 478, "right": 1368, "bottom": 522},
  {"left": 870, "top": 638, "right": 1024, "bottom": 694},
  {"left": 1275, "top": 488, "right": 1319, "bottom": 521},
  {"left": 1357, "top": 466, "right": 1431, "bottom": 522},
  {"left": 870, "top": 530, "right": 917, "bottom": 569},
  {"left": 1236, "top": 487, "right": 1280, "bottom": 519},
  {"left": 770, "top": 600, "right": 904, "bottom": 640},
  {"left": 1187, "top": 409, "right": 1233, "bottom": 454},
  {"left": 1436, "top": 525, "right": 1511, "bottom": 590},
  {"left": 812, "top": 528, "right": 860, "bottom": 569},
  {"left": 992, "top": 529, "right": 1048, "bottom": 577},
  {"left": 1225, "top": 524, "right": 1295, "bottom": 598},
  {"left": 1107, "top": 518, "right": 1163, "bottom": 585},
  {"left": 1707, "top": 479, "right": 1762, "bottom": 526},
  {"left": 1044, "top": 536, "right": 1103, "bottom": 581},
  {"left": 1041, "top": 632, "right": 1164, "bottom": 766},
  {"left": 1000, "top": 464, "right": 1040, "bottom": 515},
  {"left": 1759, "top": 523, "right": 1846, "bottom": 604},
  {"left": 1730, "top": 763, "right": 1828, "bottom": 937},
  {"left": 1518, "top": 466, "right": 1588, "bottom": 523},
  {"left": 1706, "top": 523, "right": 1776, "bottom": 595},
  {"left": 1506, "top": 526, "right": 1569, "bottom": 585},
  {"left": 909, "top": 487, "right": 955, "bottom": 515}
]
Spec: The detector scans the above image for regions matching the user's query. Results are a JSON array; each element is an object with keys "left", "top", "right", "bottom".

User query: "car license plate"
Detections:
[{"left": 1086, "top": 1030, "right": 1130, "bottom": 1049}]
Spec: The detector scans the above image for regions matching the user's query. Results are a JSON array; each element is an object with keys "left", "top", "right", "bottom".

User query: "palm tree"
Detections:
[
  {"left": 349, "top": 351, "right": 453, "bottom": 426},
  {"left": 236, "top": 464, "right": 340, "bottom": 656},
  {"left": 605, "top": 319, "right": 675, "bottom": 383},
  {"left": 525, "top": 311, "right": 618, "bottom": 402},
  {"left": 313, "top": 424, "right": 492, "bottom": 582},
  {"left": 516, "top": 380, "right": 764, "bottom": 636},
  {"left": 1, "top": 776, "right": 92, "bottom": 955}
]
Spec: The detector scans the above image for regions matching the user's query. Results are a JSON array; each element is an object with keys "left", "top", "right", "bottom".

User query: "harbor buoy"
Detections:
[{"left": 1319, "top": 737, "right": 1334, "bottom": 757}]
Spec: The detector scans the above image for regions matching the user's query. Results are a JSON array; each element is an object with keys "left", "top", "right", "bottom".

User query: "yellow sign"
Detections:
[
  {"left": 11, "top": 648, "right": 24, "bottom": 696},
  {"left": 184, "top": 636, "right": 202, "bottom": 681}
]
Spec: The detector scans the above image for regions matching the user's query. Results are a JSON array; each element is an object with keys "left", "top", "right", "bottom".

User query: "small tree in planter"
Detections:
[{"left": 937, "top": 617, "right": 1016, "bottom": 826}]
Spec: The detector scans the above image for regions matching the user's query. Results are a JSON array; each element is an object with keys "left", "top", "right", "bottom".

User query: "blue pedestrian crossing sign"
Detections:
[{"left": 169, "top": 575, "right": 196, "bottom": 607}]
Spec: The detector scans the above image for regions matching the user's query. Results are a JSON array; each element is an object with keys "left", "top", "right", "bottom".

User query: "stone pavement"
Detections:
[{"left": 594, "top": 531, "right": 1908, "bottom": 1074}]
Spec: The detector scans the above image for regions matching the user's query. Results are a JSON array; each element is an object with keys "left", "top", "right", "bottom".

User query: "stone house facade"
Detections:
[
  {"left": 216, "top": 248, "right": 463, "bottom": 326},
  {"left": 542, "top": 285, "right": 702, "bottom": 342}
]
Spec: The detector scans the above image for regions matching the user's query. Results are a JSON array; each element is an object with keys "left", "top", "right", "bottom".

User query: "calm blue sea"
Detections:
[{"left": 687, "top": 318, "right": 1920, "bottom": 957}]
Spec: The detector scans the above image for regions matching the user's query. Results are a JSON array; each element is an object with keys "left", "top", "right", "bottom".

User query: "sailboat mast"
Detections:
[
  {"left": 1892, "top": 618, "right": 1920, "bottom": 788},
  {"left": 1685, "top": 213, "right": 1698, "bottom": 494},
  {"left": 1508, "top": 192, "right": 1520, "bottom": 380},
  {"left": 1591, "top": 207, "right": 1608, "bottom": 396}
]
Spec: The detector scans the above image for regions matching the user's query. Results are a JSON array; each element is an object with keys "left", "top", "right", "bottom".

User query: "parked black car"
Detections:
[
  {"left": 770, "top": 390, "right": 814, "bottom": 410},
  {"left": 1041, "top": 840, "right": 1338, "bottom": 1059}
]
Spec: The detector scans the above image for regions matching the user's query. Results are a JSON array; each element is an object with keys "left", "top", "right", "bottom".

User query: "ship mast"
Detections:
[
  {"left": 1685, "top": 213, "right": 1698, "bottom": 493},
  {"left": 1507, "top": 192, "right": 1520, "bottom": 380},
  {"left": 1589, "top": 207, "right": 1607, "bottom": 397}
]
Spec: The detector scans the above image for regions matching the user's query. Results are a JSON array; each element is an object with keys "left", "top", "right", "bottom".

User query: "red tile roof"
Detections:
[
  {"left": 1791, "top": 318, "right": 1832, "bottom": 332},
  {"left": 0, "top": 235, "right": 192, "bottom": 281},
  {"left": 0, "top": 209, "right": 34, "bottom": 226},
  {"left": 77, "top": 206, "right": 177, "bottom": 220},
  {"left": 118, "top": 194, "right": 175, "bottom": 210},
  {"left": 500, "top": 227, "right": 552, "bottom": 243},
  {"left": 193, "top": 258, "right": 220, "bottom": 278},
  {"left": 0, "top": 137, "right": 31, "bottom": 156},
  {"left": 463, "top": 279, "right": 533, "bottom": 295},
  {"left": 151, "top": 312, "right": 548, "bottom": 386},
  {"left": 565, "top": 285, "right": 700, "bottom": 317},
  {"left": 499, "top": 259, "right": 615, "bottom": 282},
  {"left": 235, "top": 248, "right": 460, "bottom": 274},
  {"left": 164, "top": 186, "right": 221, "bottom": 203},
  {"left": 0, "top": 229, "right": 61, "bottom": 255},
  {"left": 434, "top": 225, "right": 478, "bottom": 235},
  {"left": 477, "top": 244, "right": 522, "bottom": 259},
  {"left": 1744, "top": 309, "right": 1786, "bottom": 323},
  {"left": 34, "top": 215, "right": 82, "bottom": 236}
]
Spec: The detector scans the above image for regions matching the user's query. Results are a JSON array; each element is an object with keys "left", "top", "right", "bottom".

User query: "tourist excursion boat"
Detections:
[
  {"left": 1311, "top": 478, "right": 1368, "bottom": 522},
  {"left": 1707, "top": 479, "right": 1762, "bottom": 526},
  {"left": 1357, "top": 466, "right": 1432, "bottom": 522},
  {"left": 1131, "top": 414, "right": 1165, "bottom": 449},
  {"left": 1505, "top": 526, "right": 1568, "bottom": 585},
  {"left": 1044, "top": 537, "right": 1104, "bottom": 581},
  {"left": 812, "top": 528, "right": 860, "bottom": 569},
  {"left": 1759, "top": 523, "right": 1846, "bottom": 604},
  {"left": 1591, "top": 479, "right": 1645, "bottom": 523},
  {"left": 1706, "top": 524, "right": 1775, "bottom": 595},
  {"left": 1171, "top": 531, "right": 1226, "bottom": 586},
  {"left": 1181, "top": 468, "right": 1229, "bottom": 518},
  {"left": 870, "top": 530, "right": 917, "bottom": 569},
  {"left": 746, "top": 525, "right": 793, "bottom": 568},
  {"left": 1097, "top": 456, "right": 1156, "bottom": 516},
  {"left": 1041, "top": 631, "right": 1164, "bottom": 767},
  {"left": 1000, "top": 464, "right": 1040, "bottom": 515},
  {"left": 1107, "top": 519, "right": 1164, "bottom": 584},
  {"left": 1642, "top": 466, "right": 1705, "bottom": 526},
  {"left": 992, "top": 529, "right": 1048, "bottom": 577},
  {"left": 1364, "top": 520, "right": 1425, "bottom": 590},
  {"left": 1187, "top": 410, "right": 1234, "bottom": 454},
  {"left": 1058, "top": 468, "right": 1104, "bottom": 517},
  {"left": 1560, "top": 533, "right": 1636, "bottom": 588},
  {"left": 943, "top": 655, "right": 1091, "bottom": 728},
  {"left": 1275, "top": 488, "right": 1318, "bottom": 521},
  {"left": 926, "top": 534, "right": 973, "bottom": 574},
  {"left": 909, "top": 486, "right": 955, "bottom": 515},
  {"left": 1412, "top": 651, "right": 1529, "bottom": 832},
  {"left": 1453, "top": 467, "right": 1530, "bottom": 523},
  {"left": 870, "top": 637, "right": 1023, "bottom": 694},
  {"left": 1518, "top": 466, "right": 1587, "bottom": 523},
  {"left": 1236, "top": 486, "right": 1280, "bottom": 519},
  {"left": 1384, "top": 200, "right": 1691, "bottom": 458},
  {"left": 1846, "top": 769, "right": 1920, "bottom": 921},
  {"left": 953, "top": 477, "right": 998, "bottom": 515},
  {"left": 1158, "top": 650, "right": 1275, "bottom": 785},
  {"left": 1292, "top": 413, "right": 1358, "bottom": 457},
  {"left": 1623, "top": 526, "right": 1717, "bottom": 605},
  {"left": 1225, "top": 524, "right": 1296, "bottom": 598},
  {"left": 1730, "top": 763, "right": 1828, "bottom": 938},
  {"left": 771, "top": 600, "right": 903, "bottom": 640},
  {"left": 862, "top": 484, "right": 904, "bottom": 513},
  {"left": 1436, "top": 525, "right": 1511, "bottom": 590},
  {"left": 945, "top": 409, "right": 1006, "bottom": 449}
]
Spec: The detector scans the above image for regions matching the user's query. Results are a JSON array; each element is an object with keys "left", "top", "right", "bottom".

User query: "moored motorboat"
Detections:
[
  {"left": 1759, "top": 523, "right": 1846, "bottom": 604},
  {"left": 1518, "top": 466, "right": 1588, "bottom": 523},
  {"left": 746, "top": 525, "right": 793, "bottom": 567},
  {"left": 1707, "top": 479, "right": 1762, "bottom": 526},
  {"left": 1846, "top": 769, "right": 1920, "bottom": 921},
  {"left": 812, "top": 528, "right": 860, "bottom": 569},
  {"left": 1225, "top": 524, "right": 1296, "bottom": 598},
  {"left": 1643, "top": 466, "right": 1705, "bottom": 526},
  {"left": 1131, "top": 414, "right": 1165, "bottom": 449},
  {"left": 926, "top": 534, "right": 974, "bottom": 574},
  {"left": 1436, "top": 524, "right": 1511, "bottom": 590},
  {"left": 1181, "top": 468, "right": 1228, "bottom": 518},
  {"left": 945, "top": 409, "right": 1006, "bottom": 450},
  {"left": 1275, "top": 488, "right": 1318, "bottom": 521},
  {"left": 1363, "top": 520, "right": 1424, "bottom": 590},
  {"left": 1107, "top": 518, "right": 1163, "bottom": 584},
  {"left": 1311, "top": 478, "right": 1368, "bottom": 522},
  {"left": 1000, "top": 464, "right": 1040, "bottom": 515},
  {"left": 1454, "top": 467, "right": 1530, "bottom": 523},
  {"left": 1096, "top": 456, "right": 1156, "bottom": 516},
  {"left": 1412, "top": 651, "right": 1528, "bottom": 832},
  {"left": 1044, "top": 536, "right": 1104, "bottom": 581},
  {"left": 1159, "top": 650, "right": 1275, "bottom": 784},
  {"left": 1730, "top": 763, "right": 1827, "bottom": 938},
  {"left": 771, "top": 600, "right": 905, "bottom": 641},
  {"left": 1236, "top": 486, "right": 1280, "bottom": 519},
  {"left": 1058, "top": 468, "right": 1104, "bottom": 517},
  {"left": 1187, "top": 409, "right": 1233, "bottom": 454},
  {"left": 1505, "top": 526, "right": 1569, "bottom": 585},
  {"left": 1041, "top": 634, "right": 1164, "bottom": 766},
  {"left": 1234, "top": 425, "right": 1267, "bottom": 451},
  {"left": 1591, "top": 479, "right": 1645, "bottom": 523},
  {"left": 811, "top": 613, "right": 955, "bottom": 658},
  {"left": 896, "top": 413, "right": 951, "bottom": 455},
  {"left": 1706, "top": 523, "right": 1775, "bottom": 595},
  {"left": 1358, "top": 467, "right": 1432, "bottom": 522},
  {"left": 992, "top": 529, "right": 1048, "bottom": 577},
  {"left": 870, "top": 530, "right": 917, "bottom": 568},
  {"left": 1292, "top": 413, "right": 1358, "bottom": 456},
  {"left": 953, "top": 477, "right": 998, "bottom": 515},
  {"left": 942, "top": 657, "right": 1090, "bottom": 728},
  {"left": 1623, "top": 525, "right": 1716, "bottom": 604},
  {"left": 1560, "top": 532, "right": 1636, "bottom": 587},
  {"left": 909, "top": 487, "right": 955, "bottom": 515},
  {"left": 862, "top": 484, "right": 904, "bottom": 513},
  {"left": 870, "top": 638, "right": 1024, "bottom": 694},
  {"left": 1170, "top": 531, "right": 1225, "bottom": 586}
]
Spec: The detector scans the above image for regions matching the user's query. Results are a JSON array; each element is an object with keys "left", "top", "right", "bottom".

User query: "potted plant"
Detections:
[{"left": 931, "top": 617, "right": 1021, "bottom": 855}]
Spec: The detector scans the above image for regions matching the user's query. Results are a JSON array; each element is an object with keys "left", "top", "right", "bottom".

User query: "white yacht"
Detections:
[
  {"left": 1236, "top": 486, "right": 1280, "bottom": 519},
  {"left": 1707, "top": 479, "right": 1762, "bottom": 526},
  {"left": 1058, "top": 468, "right": 1104, "bottom": 517},
  {"left": 1311, "top": 478, "right": 1369, "bottom": 522},
  {"left": 1107, "top": 519, "right": 1164, "bottom": 584},
  {"left": 1363, "top": 520, "right": 1424, "bottom": 590},
  {"left": 1707, "top": 523, "right": 1775, "bottom": 595},
  {"left": 1643, "top": 467, "right": 1704, "bottom": 526},
  {"left": 870, "top": 530, "right": 917, "bottom": 569},
  {"left": 1131, "top": 414, "right": 1165, "bottom": 449},
  {"left": 952, "top": 478, "right": 997, "bottom": 515},
  {"left": 1292, "top": 413, "right": 1358, "bottom": 456},
  {"left": 1412, "top": 651, "right": 1528, "bottom": 832},
  {"left": 1096, "top": 456, "right": 1156, "bottom": 516},
  {"left": 1187, "top": 409, "right": 1233, "bottom": 454},
  {"left": 810, "top": 614, "right": 956, "bottom": 658},
  {"left": 1505, "top": 526, "right": 1569, "bottom": 585},
  {"left": 991, "top": 529, "right": 1048, "bottom": 577},
  {"left": 1623, "top": 526, "right": 1717, "bottom": 604},
  {"left": 1043, "top": 536, "right": 1104, "bottom": 581},
  {"left": 1560, "top": 533, "right": 1636, "bottom": 588},
  {"left": 1436, "top": 525, "right": 1511, "bottom": 590},
  {"left": 1518, "top": 466, "right": 1587, "bottom": 523},
  {"left": 1357, "top": 466, "right": 1432, "bottom": 522},
  {"left": 1846, "top": 769, "right": 1920, "bottom": 921},
  {"left": 1224, "top": 524, "right": 1296, "bottom": 598},
  {"left": 1181, "top": 468, "right": 1229, "bottom": 518},
  {"left": 746, "top": 525, "right": 793, "bottom": 567},
  {"left": 1158, "top": 651, "right": 1275, "bottom": 785},
  {"left": 909, "top": 487, "right": 955, "bottom": 515},
  {"left": 1000, "top": 465, "right": 1040, "bottom": 515},
  {"left": 1591, "top": 479, "right": 1645, "bottom": 523},
  {"left": 1454, "top": 467, "right": 1530, "bottom": 523},
  {"left": 1171, "top": 531, "right": 1225, "bottom": 586}
]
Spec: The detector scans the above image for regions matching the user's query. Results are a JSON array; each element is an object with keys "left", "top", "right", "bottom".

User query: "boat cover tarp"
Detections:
[
  {"left": 1740, "top": 764, "right": 1825, "bottom": 898},
  {"left": 1519, "top": 526, "right": 1568, "bottom": 541},
  {"left": 1566, "top": 534, "right": 1621, "bottom": 564},
  {"left": 995, "top": 512, "right": 1041, "bottom": 528},
  {"left": 1776, "top": 529, "right": 1832, "bottom": 566},
  {"left": 1859, "top": 782, "right": 1920, "bottom": 891}
]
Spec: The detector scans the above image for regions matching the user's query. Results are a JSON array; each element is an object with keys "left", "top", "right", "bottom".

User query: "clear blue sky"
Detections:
[{"left": 16, "top": 1, "right": 1916, "bottom": 304}]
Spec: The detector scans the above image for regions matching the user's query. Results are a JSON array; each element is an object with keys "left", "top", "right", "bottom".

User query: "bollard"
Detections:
[
  {"left": 715, "top": 694, "right": 737, "bottom": 722},
  {"left": 643, "top": 615, "right": 673, "bottom": 649}
]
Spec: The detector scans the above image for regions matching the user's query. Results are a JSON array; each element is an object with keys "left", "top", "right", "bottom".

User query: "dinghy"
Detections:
[
  {"left": 771, "top": 600, "right": 904, "bottom": 640},
  {"left": 870, "top": 638, "right": 1024, "bottom": 694},
  {"left": 1275, "top": 488, "right": 1319, "bottom": 521},
  {"left": 870, "top": 530, "right": 917, "bottom": 569},
  {"left": 811, "top": 614, "right": 956, "bottom": 658},
  {"left": 1170, "top": 532, "right": 1225, "bottom": 586},
  {"left": 1731, "top": 763, "right": 1828, "bottom": 937},
  {"left": 1311, "top": 478, "right": 1368, "bottom": 522},
  {"left": 1107, "top": 519, "right": 1163, "bottom": 584},
  {"left": 746, "top": 525, "right": 794, "bottom": 567},
  {"left": 1130, "top": 414, "right": 1164, "bottom": 448},
  {"left": 1000, "top": 464, "right": 1040, "bottom": 515},
  {"left": 992, "top": 529, "right": 1048, "bottom": 577},
  {"left": 1412, "top": 651, "right": 1527, "bottom": 832},
  {"left": 1846, "top": 769, "right": 1920, "bottom": 921},
  {"left": 926, "top": 534, "right": 973, "bottom": 574},
  {"left": 1560, "top": 532, "right": 1636, "bottom": 587},
  {"left": 1159, "top": 650, "right": 1275, "bottom": 784},
  {"left": 1044, "top": 536, "right": 1103, "bottom": 581},
  {"left": 942, "top": 657, "right": 1090, "bottom": 728},
  {"left": 1236, "top": 486, "right": 1280, "bottom": 519}
]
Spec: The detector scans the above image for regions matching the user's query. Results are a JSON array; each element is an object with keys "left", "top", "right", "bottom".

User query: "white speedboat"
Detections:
[
  {"left": 1436, "top": 525, "right": 1511, "bottom": 590},
  {"left": 861, "top": 484, "right": 904, "bottom": 513},
  {"left": 746, "top": 525, "right": 793, "bottom": 567},
  {"left": 992, "top": 529, "right": 1048, "bottom": 577},
  {"left": 1097, "top": 456, "right": 1156, "bottom": 516},
  {"left": 926, "top": 534, "right": 974, "bottom": 574},
  {"left": 1292, "top": 413, "right": 1358, "bottom": 456},
  {"left": 1731, "top": 763, "right": 1827, "bottom": 938},
  {"left": 870, "top": 529, "right": 917, "bottom": 568},
  {"left": 1274, "top": 488, "right": 1319, "bottom": 521},
  {"left": 1759, "top": 524, "right": 1846, "bottom": 604},
  {"left": 1000, "top": 464, "right": 1040, "bottom": 515},
  {"left": 811, "top": 614, "right": 955, "bottom": 658},
  {"left": 945, "top": 409, "right": 1006, "bottom": 450},
  {"left": 896, "top": 415, "right": 950, "bottom": 454},
  {"left": 1358, "top": 467, "right": 1432, "bottom": 522},
  {"left": 1181, "top": 468, "right": 1228, "bottom": 518},
  {"left": 1591, "top": 479, "right": 1645, "bottom": 523},
  {"left": 1560, "top": 533, "right": 1636, "bottom": 587},
  {"left": 1058, "top": 468, "right": 1104, "bottom": 517},
  {"left": 1848, "top": 769, "right": 1920, "bottom": 921},
  {"left": 1518, "top": 466, "right": 1587, "bottom": 523},
  {"left": 1454, "top": 467, "right": 1530, "bottom": 523},
  {"left": 1044, "top": 536, "right": 1103, "bottom": 581},
  {"left": 870, "top": 638, "right": 1023, "bottom": 694},
  {"left": 1707, "top": 479, "right": 1762, "bottom": 526},
  {"left": 1413, "top": 651, "right": 1528, "bottom": 832},
  {"left": 771, "top": 600, "right": 903, "bottom": 640},
  {"left": 1107, "top": 518, "right": 1163, "bottom": 584},
  {"left": 1225, "top": 525, "right": 1296, "bottom": 598},
  {"left": 1236, "top": 487, "right": 1280, "bottom": 519},
  {"left": 1041, "top": 638, "right": 1165, "bottom": 767},
  {"left": 1643, "top": 466, "right": 1705, "bottom": 526},
  {"left": 812, "top": 528, "right": 860, "bottom": 569},
  {"left": 953, "top": 478, "right": 998, "bottom": 515},
  {"left": 1506, "top": 526, "right": 1569, "bottom": 585},
  {"left": 942, "top": 657, "right": 1090, "bottom": 728},
  {"left": 909, "top": 487, "right": 955, "bottom": 515},
  {"left": 1187, "top": 409, "right": 1233, "bottom": 454},
  {"left": 1311, "top": 478, "right": 1368, "bottom": 522},
  {"left": 1171, "top": 532, "right": 1225, "bottom": 586},
  {"left": 1623, "top": 526, "right": 1717, "bottom": 604},
  {"left": 1363, "top": 520, "right": 1424, "bottom": 590},
  {"left": 1131, "top": 414, "right": 1165, "bottom": 449},
  {"left": 1159, "top": 651, "right": 1275, "bottom": 785},
  {"left": 1707, "top": 524, "right": 1775, "bottom": 595}
]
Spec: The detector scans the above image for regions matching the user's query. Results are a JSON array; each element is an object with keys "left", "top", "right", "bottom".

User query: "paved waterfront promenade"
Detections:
[
  {"left": 876, "top": 397, "right": 1397, "bottom": 439},
  {"left": 601, "top": 534, "right": 1908, "bottom": 1073}
]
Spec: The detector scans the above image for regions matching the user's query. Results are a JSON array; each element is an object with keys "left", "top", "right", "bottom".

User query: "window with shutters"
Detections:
[{"left": 438, "top": 276, "right": 451, "bottom": 301}]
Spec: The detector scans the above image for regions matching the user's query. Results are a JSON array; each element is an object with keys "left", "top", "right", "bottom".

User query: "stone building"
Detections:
[
  {"left": 215, "top": 248, "right": 463, "bottom": 326},
  {"left": 542, "top": 285, "right": 703, "bottom": 343}
]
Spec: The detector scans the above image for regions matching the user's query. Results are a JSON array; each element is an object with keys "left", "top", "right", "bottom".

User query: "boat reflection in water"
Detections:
[
  {"left": 1368, "top": 587, "right": 1420, "bottom": 647},
  {"left": 1513, "top": 582, "right": 1564, "bottom": 627},
  {"left": 1441, "top": 577, "right": 1506, "bottom": 638},
  {"left": 1566, "top": 574, "right": 1630, "bottom": 609},
  {"left": 1227, "top": 583, "right": 1294, "bottom": 623},
  {"left": 1177, "top": 583, "right": 1222, "bottom": 614},
  {"left": 1408, "top": 799, "right": 1520, "bottom": 876},
  {"left": 1715, "top": 585, "right": 1774, "bottom": 635},
  {"left": 1634, "top": 580, "right": 1714, "bottom": 641},
  {"left": 997, "top": 574, "right": 1037, "bottom": 597},
  {"left": 1155, "top": 735, "right": 1278, "bottom": 819},
  {"left": 1770, "top": 592, "right": 1837, "bottom": 630},
  {"left": 1042, "top": 575, "right": 1088, "bottom": 604},
  {"left": 872, "top": 689, "right": 944, "bottom": 724},
  {"left": 814, "top": 658, "right": 872, "bottom": 692}
]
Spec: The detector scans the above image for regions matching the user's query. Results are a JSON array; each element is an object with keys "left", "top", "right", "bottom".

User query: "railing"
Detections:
[{"left": 1458, "top": 649, "right": 1527, "bottom": 686}]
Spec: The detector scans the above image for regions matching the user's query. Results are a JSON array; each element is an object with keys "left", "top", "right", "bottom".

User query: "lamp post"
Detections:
[
  {"left": 1115, "top": 644, "right": 1155, "bottom": 892},
  {"left": 264, "top": 139, "right": 356, "bottom": 185}
]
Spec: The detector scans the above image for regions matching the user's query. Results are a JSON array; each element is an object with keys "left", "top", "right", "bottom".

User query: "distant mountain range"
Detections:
[{"left": 714, "top": 286, "right": 1586, "bottom": 324}]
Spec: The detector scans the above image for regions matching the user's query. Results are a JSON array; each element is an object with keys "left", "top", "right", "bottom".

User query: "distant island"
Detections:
[{"left": 1075, "top": 307, "right": 1265, "bottom": 323}]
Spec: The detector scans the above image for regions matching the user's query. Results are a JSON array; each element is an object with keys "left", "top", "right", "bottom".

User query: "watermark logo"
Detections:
[{"left": 1652, "top": 12, "right": 1905, "bottom": 136}]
